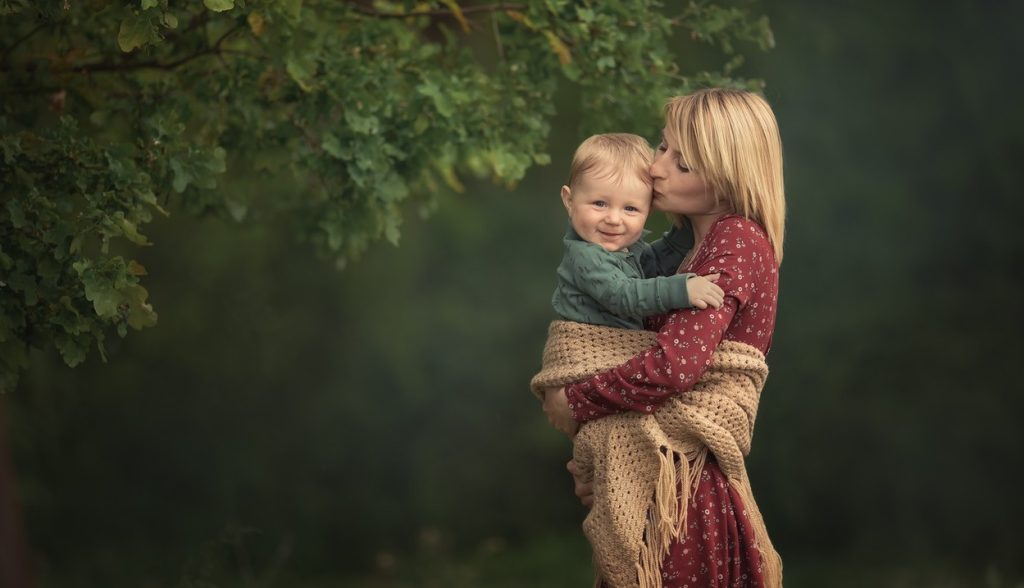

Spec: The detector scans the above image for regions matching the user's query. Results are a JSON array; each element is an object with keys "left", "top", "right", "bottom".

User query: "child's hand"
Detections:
[
  {"left": 542, "top": 387, "right": 579, "bottom": 438},
  {"left": 687, "top": 273, "right": 724, "bottom": 309}
]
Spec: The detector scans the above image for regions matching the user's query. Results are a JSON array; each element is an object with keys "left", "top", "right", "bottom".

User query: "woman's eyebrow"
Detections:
[{"left": 660, "top": 131, "right": 682, "bottom": 156}]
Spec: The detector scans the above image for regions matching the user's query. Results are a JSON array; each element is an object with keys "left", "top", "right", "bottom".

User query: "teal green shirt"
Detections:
[{"left": 551, "top": 224, "right": 695, "bottom": 329}]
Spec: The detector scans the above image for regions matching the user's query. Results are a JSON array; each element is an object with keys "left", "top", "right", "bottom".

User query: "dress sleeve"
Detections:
[{"left": 565, "top": 221, "right": 762, "bottom": 423}]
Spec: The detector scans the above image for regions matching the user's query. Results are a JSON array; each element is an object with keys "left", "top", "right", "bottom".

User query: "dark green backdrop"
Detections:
[{"left": 10, "top": 1, "right": 1023, "bottom": 586}]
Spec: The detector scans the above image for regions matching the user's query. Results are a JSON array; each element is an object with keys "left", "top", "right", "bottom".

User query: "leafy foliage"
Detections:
[{"left": 0, "top": 0, "right": 772, "bottom": 390}]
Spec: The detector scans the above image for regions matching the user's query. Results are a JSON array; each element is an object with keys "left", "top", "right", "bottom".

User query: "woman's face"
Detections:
[{"left": 650, "top": 130, "right": 717, "bottom": 216}]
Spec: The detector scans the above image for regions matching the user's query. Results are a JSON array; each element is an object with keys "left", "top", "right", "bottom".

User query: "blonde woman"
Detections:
[{"left": 542, "top": 88, "right": 786, "bottom": 587}]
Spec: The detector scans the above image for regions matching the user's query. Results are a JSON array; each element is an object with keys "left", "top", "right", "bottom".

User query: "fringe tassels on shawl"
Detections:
[
  {"left": 635, "top": 447, "right": 781, "bottom": 588},
  {"left": 531, "top": 321, "right": 782, "bottom": 588},
  {"left": 636, "top": 446, "right": 707, "bottom": 588},
  {"left": 730, "top": 472, "right": 784, "bottom": 588}
]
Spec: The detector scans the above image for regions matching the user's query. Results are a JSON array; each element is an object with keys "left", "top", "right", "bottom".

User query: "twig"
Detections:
[
  {"left": 492, "top": 10, "right": 504, "bottom": 60},
  {"left": 0, "top": 22, "right": 249, "bottom": 74},
  {"left": 211, "top": 22, "right": 247, "bottom": 51},
  {"left": 219, "top": 49, "right": 266, "bottom": 60},
  {"left": 1, "top": 22, "right": 49, "bottom": 63},
  {"left": 349, "top": 2, "right": 526, "bottom": 19}
]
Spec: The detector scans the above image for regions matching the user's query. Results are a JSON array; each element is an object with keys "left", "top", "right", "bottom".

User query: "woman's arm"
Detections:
[
  {"left": 565, "top": 219, "right": 765, "bottom": 423},
  {"left": 565, "top": 300, "right": 738, "bottom": 422}
]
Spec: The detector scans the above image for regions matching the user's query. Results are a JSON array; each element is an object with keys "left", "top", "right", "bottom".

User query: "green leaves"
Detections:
[
  {"left": 416, "top": 80, "right": 455, "bottom": 118},
  {"left": 0, "top": 0, "right": 29, "bottom": 16},
  {"left": 77, "top": 261, "right": 119, "bottom": 319},
  {"left": 0, "top": 0, "right": 773, "bottom": 390},
  {"left": 680, "top": 2, "right": 776, "bottom": 54},
  {"left": 75, "top": 259, "right": 157, "bottom": 330},
  {"left": 169, "top": 147, "right": 227, "bottom": 194},
  {"left": 0, "top": 115, "right": 170, "bottom": 381},
  {"left": 118, "top": 12, "right": 160, "bottom": 53},
  {"left": 285, "top": 53, "right": 318, "bottom": 92},
  {"left": 203, "top": 0, "right": 235, "bottom": 13},
  {"left": 5, "top": 200, "right": 26, "bottom": 228}
]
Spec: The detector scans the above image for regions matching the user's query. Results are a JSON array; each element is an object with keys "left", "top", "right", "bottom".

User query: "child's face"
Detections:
[{"left": 560, "top": 169, "right": 652, "bottom": 252}]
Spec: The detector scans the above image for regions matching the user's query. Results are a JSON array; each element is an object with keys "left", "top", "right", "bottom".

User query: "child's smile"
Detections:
[{"left": 561, "top": 170, "right": 652, "bottom": 252}]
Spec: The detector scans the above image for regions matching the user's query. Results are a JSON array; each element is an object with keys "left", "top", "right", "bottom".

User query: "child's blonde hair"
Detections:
[
  {"left": 568, "top": 133, "right": 653, "bottom": 190},
  {"left": 664, "top": 89, "right": 786, "bottom": 263}
]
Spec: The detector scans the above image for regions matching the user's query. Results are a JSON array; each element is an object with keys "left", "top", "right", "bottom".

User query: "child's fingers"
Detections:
[
  {"left": 694, "top": 299, "right": 708, "bottom": 309},
  {"left": 703, "top": 272, "right": 721, "bottom": 282}
]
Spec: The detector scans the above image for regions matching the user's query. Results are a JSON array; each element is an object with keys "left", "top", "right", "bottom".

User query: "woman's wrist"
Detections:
[
  {"left": 565, "top": 380, "right": 617, "bottom": 423},
  {"left": 563, "top": 383, "right": 585, "bottom": 423}
]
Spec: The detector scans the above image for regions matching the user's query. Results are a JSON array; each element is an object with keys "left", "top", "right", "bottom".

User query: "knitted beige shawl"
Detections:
[{"left": 530, "top": 321, "right": 783, "bottom": 588}]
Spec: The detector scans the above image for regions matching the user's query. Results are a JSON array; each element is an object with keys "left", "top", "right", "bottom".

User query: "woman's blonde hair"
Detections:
[
  {"left": 664, "top": 89, "right": 786, "bottom": 263},
  {"left": 568, "top": 133, "right": 653, "bottom": 190}
]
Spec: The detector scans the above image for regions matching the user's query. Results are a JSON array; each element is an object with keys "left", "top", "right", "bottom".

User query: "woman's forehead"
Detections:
[{"left": 660, "top": 129, "right": 687, "bottom": 159}]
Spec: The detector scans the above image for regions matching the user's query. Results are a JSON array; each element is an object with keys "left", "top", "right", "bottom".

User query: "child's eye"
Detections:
[
  {"left": 593, "top": 200, "right": 607, "bottom": 207},
  {"left": 625, "top": 206, "right": 640, "bottom": 213}
]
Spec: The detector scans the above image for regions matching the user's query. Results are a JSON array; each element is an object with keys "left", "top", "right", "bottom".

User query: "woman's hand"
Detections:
[
  {"left": 567, "top": 459, "right": 594, "bottom": 507},
  {"left": 542, "top": 386, "right": 579, "bottom": 437}
]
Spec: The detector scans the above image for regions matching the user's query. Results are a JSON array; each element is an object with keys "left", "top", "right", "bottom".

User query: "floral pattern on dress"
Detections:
[
  {"left": 658, "top": 458, "right": 765, "bottom": 588},
  {"left": 565, "top": 215, "right": 778, "bottom": 421},
  {"left": 570, "top": 215, "right": 779, "bottom": 588}
]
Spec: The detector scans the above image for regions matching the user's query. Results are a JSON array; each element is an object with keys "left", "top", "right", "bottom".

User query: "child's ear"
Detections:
[{"left": 560, "top": 185, "right": 572, "bottom": 214}]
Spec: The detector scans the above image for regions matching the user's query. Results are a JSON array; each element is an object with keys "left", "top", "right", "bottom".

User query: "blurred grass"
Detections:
[
  {"left": 164, "top": 530, "right": 1024, "bottom": 588},
  {"left": 159, "top": 531, "right": 596, "bottom": 588},
  {"left": 315, "top": 550, "right": 1024, "bottom": 588},
  {"left": 330, "top": 533, "right": 596, "bottom": 588}
]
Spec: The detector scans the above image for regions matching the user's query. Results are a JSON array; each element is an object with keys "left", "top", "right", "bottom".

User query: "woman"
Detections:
[{"left": 542, "top": 88, "right": 785, "bottom": 587}]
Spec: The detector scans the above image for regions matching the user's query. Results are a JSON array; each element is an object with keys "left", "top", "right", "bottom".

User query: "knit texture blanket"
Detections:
[{"left": 530, "top": 320, "right": 783, "bottom": 588}]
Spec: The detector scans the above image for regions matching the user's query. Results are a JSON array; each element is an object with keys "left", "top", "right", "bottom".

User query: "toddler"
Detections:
[{"left": 551, "top": 133, "right": 723, "bottom": 329}]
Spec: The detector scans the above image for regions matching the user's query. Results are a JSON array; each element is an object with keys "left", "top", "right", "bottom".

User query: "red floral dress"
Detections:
[{"left": 565, "top": 215, "right": 779, "bottom": 588}]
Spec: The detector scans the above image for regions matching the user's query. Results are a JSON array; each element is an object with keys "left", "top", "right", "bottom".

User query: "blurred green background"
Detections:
[{"left": 9, "top": 0, "right": 1024, "bottom": 586}]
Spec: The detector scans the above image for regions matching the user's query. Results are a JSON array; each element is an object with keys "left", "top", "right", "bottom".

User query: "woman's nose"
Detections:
[{"left": 650, "top": 152, "right": 666, "bottom": 179}]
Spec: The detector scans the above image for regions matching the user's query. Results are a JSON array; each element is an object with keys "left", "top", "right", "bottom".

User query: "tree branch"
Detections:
[
  {"left": 492, "top": 10, "right": 505, "bottom": 60},
  {"left": 1, "top": 22, "right": 49, "bottom": 63},
  {"left": 0, "top": 23, "right": 249, "bottom": 75},
  {"left": 349, "top": 2, "right": 526, "bottom": 19}
]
